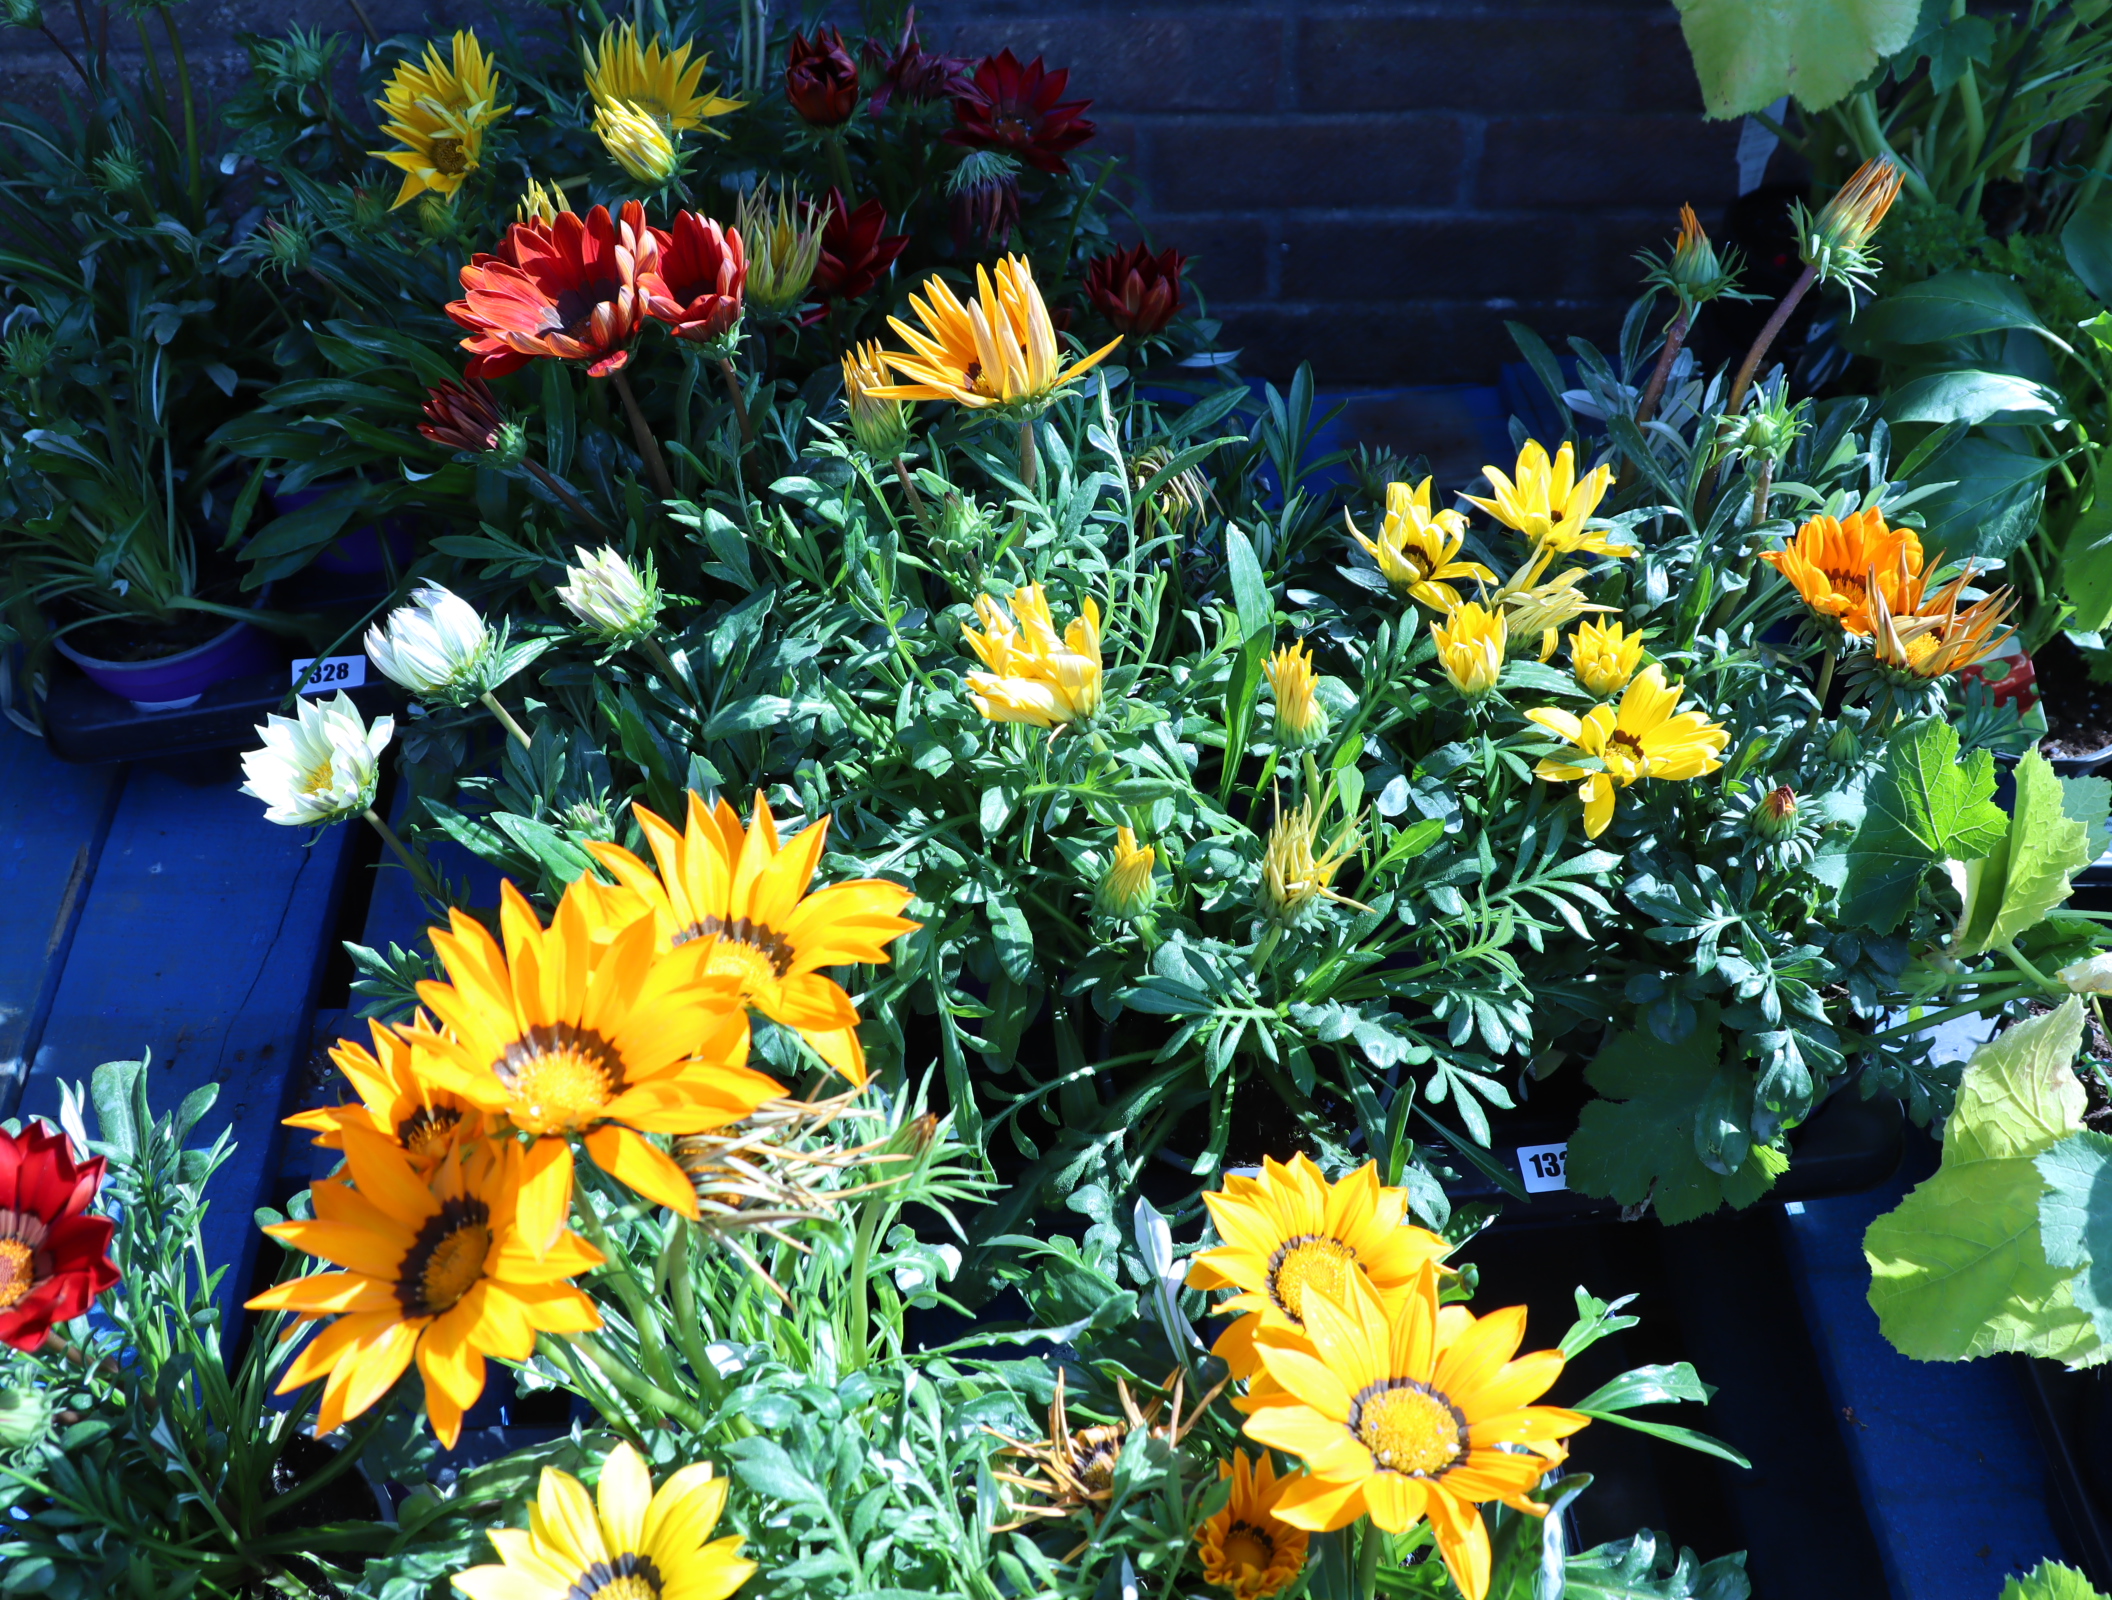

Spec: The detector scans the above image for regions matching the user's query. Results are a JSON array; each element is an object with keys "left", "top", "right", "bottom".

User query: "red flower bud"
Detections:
[
  {"left": 418, "top": 376, "right": 505, "bottom": 453},
  {"left": 786, "top": 26, "right": 861, "bottom": 127},
  {"left": 1084, "top": 244, "right": 1186, "bottom": 336},
  {"left": 642, "top": 210, "right": 747, "bottom": 343}
]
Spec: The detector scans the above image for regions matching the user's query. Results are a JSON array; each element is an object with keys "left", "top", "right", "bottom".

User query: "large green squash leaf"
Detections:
[
  {"left": 1864, "top": 999, "right": 2105, "bottom": 1363},
  {"left": 2038, "top": 1129, "right": 2112, "bottom": 1346},
  {"left": 1566, "top": 1009, "right": 1784, "bottom": 1224},
  {"left": 1673, "top": 0, "right": 1920, "bottom": 118},
  {"left": 1837, "top": 718, "right": 2006, "bottom": 933},
  {"left": 1957, "top": 749, "right": 2094, "bottom": 955},
  {"left": 2001, "top": 1561, "right": 2110, "bottom": 1600}
]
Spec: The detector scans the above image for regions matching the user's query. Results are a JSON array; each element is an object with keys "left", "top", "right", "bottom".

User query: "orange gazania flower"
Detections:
[
  {"left": 446, "top": 203, "right": 658, "bottom": 380},
  {"left": 284, "top": 1018, "right": 484, "bottom": 1171},
  {"left": 1871, "top": 569, "right": 2017, "bottom": 683},
  {"left": 406, "top": 881, "right": 783, "bottom": 1254},
  {"left": 583, "top": 793, "right": 920, "bottom": 1086},
  {"left": 1758, "top": 506, "right": 1922, "bottom": 637}
]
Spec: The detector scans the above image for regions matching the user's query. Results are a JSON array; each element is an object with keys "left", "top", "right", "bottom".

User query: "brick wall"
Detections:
[{"left": 0, "top": 0, "right": 1741, "bottom": 387}]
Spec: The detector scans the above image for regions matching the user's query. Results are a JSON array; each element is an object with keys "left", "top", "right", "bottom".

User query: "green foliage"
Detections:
[
  {"left": 1865, "top": 999, "right": 2108, "bottom": 1364},
  {"left": 1835, "top": 718, "right": 2005, "bottom": 934},
  {"left": 2002, "top": 1560, "right": 2112, "bottom": 1600},
  {"left": 1957, "top": 751, "right": 2101, "bottom": 955},
  {"left": 1671, "top": 0, "right": 1920, "bottom": 118},
  {"left": 2037, "top": 1128, "right": 2112, "bottom": 1347}
]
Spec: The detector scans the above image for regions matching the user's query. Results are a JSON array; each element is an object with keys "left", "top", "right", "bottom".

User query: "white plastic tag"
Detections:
[
  {"left": 1517, "top": 1142, "right": 1569, "bottom": 1194},
  {"left": 291, "top": 656, "right": 366, "bottom": 694}
]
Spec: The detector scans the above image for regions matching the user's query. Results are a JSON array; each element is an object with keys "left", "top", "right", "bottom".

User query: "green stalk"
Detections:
[
  {"left": 361, "top": 808, "right": 445, "bottom": 903},
  {"left": 842, "top": 1195, "right": 886, "bottom": 1372},
  {"left": 1353, "top": 1519, "right": 1384, "bottom": 1600},
  {"left": 159, "top": 7, "right": 202, "bottom": 220},
  {"left": 825, "top": 129, "right": 856, "bottom": 202},
  {"left": 569, "top": 1174, "right": 681, "bottom": 1390},
  {"left": 570, "top": 1333, "right": 712, "bottom": 1431},
  {"left": 479, "top": 690, "right": 535, "bottom": 750},
  {"left": 1867, "top": 986, "right": 2036, "bottom": 1041}
]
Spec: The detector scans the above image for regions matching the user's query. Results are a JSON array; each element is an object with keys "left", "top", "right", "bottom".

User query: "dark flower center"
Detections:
[
  {"left": 566, "top": 1552, "right": 664, "bottom": 1600},
  {"left": 430, "top": 136, "right": 469, "bottom": 176},
  {"left": 395, "top": 1196, "right": 492, "bottom": 1318},
  {"left": 672, "top": 914, "right": 797, "bottom": 977}
]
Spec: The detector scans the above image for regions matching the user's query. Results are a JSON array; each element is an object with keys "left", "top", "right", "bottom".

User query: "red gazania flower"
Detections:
[
  {"left": 445, "top": 202, "right": 657, "bottom": 380},
  {"left": 863, "top": 9, "right": 970, "bottom": 112},
  {"left": 418, "top": 376, "right": 505, "bottom": 452},
  {"left": 786, "top": 26, "right": 861, "bottom": 127},
  {"left": 1085, "top": 244, "right": 1187, "bottom": 336},
  {"left": 947, "top": 49, "right": 1096, "bottom": 175},
  {"left": 642, "top": 210, "right": 747, "bottom": 342},
  {"left": 0, "top": 1123, "right": 119, "bottom": 1352},
  {"left": 810, "top": 189, "right": 908, "bottom": 303}
]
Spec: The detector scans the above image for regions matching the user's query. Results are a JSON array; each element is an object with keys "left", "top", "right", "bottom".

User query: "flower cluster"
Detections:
[
  {"left": 1185, "top": 1157, "right": 1585, "bottom": 1600},
  {"left": 247, "top": 792, "right": 915, "bottom": 1444}
]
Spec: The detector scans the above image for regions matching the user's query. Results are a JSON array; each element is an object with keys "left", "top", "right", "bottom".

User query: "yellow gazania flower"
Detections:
[
  {"left": 738, "top": 182, "right": 826, "bottom": 315},
  {"left": 284, "top": 1019, "right": 482, "bottom": 1171},
  {"left": 871, "top": 255, "right": 1121, "bottom": 412},
  {"left": 1570, "top": 617, "right": 1645, "bottom": 698},
  {"left": 1259, "top": 800, "right": 1366, "bottom": 924},
  {"left": 1499, "top": 568, "right": 1610, "bottom": 662},
  {"left": 961, "top": 583, "right": 1105, "bottom": 730},
  {"left": 247, "top": 1127, "right": 601, "bottom": 1448},
  {"left": 592, "top": 99, "right": 679, "bottom": 184},
  {"left": 582, "top": 23, "right": 744, "bottom": 136},
  {"left": 1432, "top": 601, "right": 1506, "bottom": 697},
  {"left": 453, "top": 1442, "right": 754, "bottom": 1600},
  {"left": 1526, "top": 663, "right": 1730, "bottom": 839},
  {"left": 1096, "top": 826, "right": 1157, "bottom": 919},
  {"left": 406, "top": 881, "right": 785, "bottom": 1254},
  {"left": 1758, "top": 505, "right": 1922, "bottom": 638},
  {"left": 1869, "top": 572, "right": 2017, "bottom": 684},
  {"left": 1464, "top": 440, "right": 1629, "bottom": 558},
  {"left": 582, "top": 791, "right": 920, "bottom": 1087},
  {"left": 1187, "top": 1154, "right": 1446, "bottom": 1381},
  {"left": 371, "top": 31, "right": 510, "bottom": 210},
  {"left": 517, "top": 174, "right": 568, "bottom": 226},
  {"left": 1195, "top": 1450, "right": 1311, "bottom": 1600},
  {"left": 1264, "top": 640, "right": 1328, "bottom": 747},
  {"left": 1243, "top": 1266, "right": 1588, "bottom": 1600},
  {"left": 842, "top": 340, "right": 912, "bottom": 459},
  {"left": 1348, "top": 479, "right": 1496, "bottom": 610}
]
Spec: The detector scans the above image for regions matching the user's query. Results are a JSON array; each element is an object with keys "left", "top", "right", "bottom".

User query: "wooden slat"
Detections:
[
  {"left": 0, "top": 724, "right": 125, "bottom": 1115},
  {"left": 19, "top": 763, "right": 357, "bottom": 1317}
]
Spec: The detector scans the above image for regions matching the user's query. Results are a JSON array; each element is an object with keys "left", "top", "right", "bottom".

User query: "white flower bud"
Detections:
[
  {"left": 240, "top": 692, "right": 393, "bottom": 827},
  {"left": 365, "top": 582, "right": 492, "bottom": 699},
  {"left": 2059, "top": 953, "right": 2112, "bottom": 996},
  {"left": 556, "top": 548, "right": 661, "bottom": 641}
]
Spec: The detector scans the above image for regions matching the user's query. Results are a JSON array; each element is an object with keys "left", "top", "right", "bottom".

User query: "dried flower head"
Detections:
[{"left": 1260, "top": 798, "right": 1367, "bottom": 924}]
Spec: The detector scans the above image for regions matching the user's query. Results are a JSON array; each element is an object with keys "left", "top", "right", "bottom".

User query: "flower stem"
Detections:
[
  {"left": 158, "top": 7, "right": 201, "bottom": 220},
  {"left": 1635, "top": 305, "right": 1691, "bottom": 426},
  {"left": 824, "top": 130, "right": 856, "bottom": 203},
  {"left": 1353, "top": 1518, "right": 1384, "bottom": 1600},
  {"left": 1727, "top": 264, "right": 1817, "bottom": 421},
  {"left": 569, "top": 1333, "right": 713, "bottom": 1431},
  {"left": 1750, "top": 458, "right": 1775, "bottom": 526},
  {"left": 1802, "top": 642, "right": 1839, "bottom": 737},
  {"left": 361, "top": 807, "right": 443, "bottom": 903},
  {"left": 479, "top": 690, "right": 535, "bottom": 751},
  {"left": 718, "top": 356, "right": 753, "bottom": 449},
  {"left": 612, "top": 370, "right": 676, "bottom": 500},
  {"left": 1018, "top": 416, "right": 1039, "bottom": 493},
  {"left": 524, "top": 459, "right": 616, "bottom": 540},
  {"left": 343, "top": 0, "right": 381, "bottom": 47}
]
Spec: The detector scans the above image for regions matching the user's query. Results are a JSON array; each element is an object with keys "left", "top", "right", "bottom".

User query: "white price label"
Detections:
[
  {"left": 1516, "top": 1142, "right": 1569, "bottom": 1194},
  {"left": 291, "top": 656, "right": 366, "bottom": 694}
]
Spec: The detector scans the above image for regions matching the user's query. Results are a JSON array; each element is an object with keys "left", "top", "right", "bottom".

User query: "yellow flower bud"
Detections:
[
  {"left": 1264, "top": 640, "right": 1329, "bottom": 748},
  {"left": 593, "top": 98, "right": 679, "bottom": 185},
  {"left": 1097, "top": 826, "right": 1157, "bottom": 919},
  {"left": 1569, "top": 618, "right": 1645, "bottom": 698},
  {"left": 1431, "top": 601, "right": 1505, "bottom": 699}
]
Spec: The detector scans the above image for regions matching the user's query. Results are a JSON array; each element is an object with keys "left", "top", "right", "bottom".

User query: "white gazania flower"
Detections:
[
  {"left": 556, "top": 547, "right": 661, "bottom": 642},
  {"left": 240, "top": 693, "right": 393, "bottom": 826},
  {"left": 365, "top": 582, "right": 492, "bottom": 700}
]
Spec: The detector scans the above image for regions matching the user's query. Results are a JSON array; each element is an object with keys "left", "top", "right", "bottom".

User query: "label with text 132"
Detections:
[{"left": 1516, "top": 1143, "right": 1568, "bottom": 1194}]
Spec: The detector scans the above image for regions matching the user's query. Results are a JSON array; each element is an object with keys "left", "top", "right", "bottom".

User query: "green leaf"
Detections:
[
  {"left": 1913, "top": 432, "right": 2053, "bottom": 561},
  {"left": 1957, "top": 749, "right": 2094, "bottom": 954},
  {"left": 1224, "top": 523, "right": 1272, "bottom": 643},
  {"left": 2063, "top": 450, "right": 2112, "bottom": 632},
  {"left": 1838, "top": 718, "right": 2006, "bottom": 933},
  {"left": 1567, "top": 1009, "right": 1782, "bottom": 1223},
  {"left": 1883, "top": 369, "right": 2063, "bottom": 427},
  {"left": 1573, "top": 1361, "right": 1714, "bottom": 1412},
  {"left": 2063, "top": 770, "right": 2112, "bottom": 867},
  {"left": 1574, "top": 1408, "right": 1754, "bottom": 1469},
  {"left": 1865, "top": 999, "right": 2105, "bottom": 1363},
  {"left": 2001, "top": 1561, "right": 2111, "bottom": 1600},
  {"left": 2067, "top": 194, "right": 2112, "bottom": 307},
  {"left": 1566, "top": 1533, "right": 1752, "bottom": 1600},
  {"left": 1855, "top": 270, "right": 2053, "bottom": 347},
  {"left": 2037, "top": 1129, "right": 2112, "bottom": 1345}
]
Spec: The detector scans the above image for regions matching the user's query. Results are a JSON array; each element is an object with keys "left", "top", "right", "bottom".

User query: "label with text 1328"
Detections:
[{"left": 291, "top": 656, "right": 366, "bottom": 693}]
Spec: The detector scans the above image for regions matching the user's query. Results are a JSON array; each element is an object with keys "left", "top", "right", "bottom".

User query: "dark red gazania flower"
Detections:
[
  {"left": 786, "top": 26, "right": 861, "bottom": 127},
  {"left": 1085, "top": 244, "right": 1187, "bottom": 336},
  {"left": 809, "top": 189, "right": 908, "bottom": 303},
  {"left": 863, "top": 9, "right": 970, "bottom": 112},
  {"left": 445, "top": 202, "right": 657, "bottom": 380},
  {"left": 641, "top": 210, "right": 747, "bottom": 342},
  {"left": 951, "top": 161, "right": 1021, "bottom": 255},
  {"left": 418, "top": 376, "right": 505, "bottom": 452},
  {"left": 0, "top": 1123, "right": 119, "bottom": 1352},
  {"left": 947, "top": 50, "right": 1096, "bottom": 175}
]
